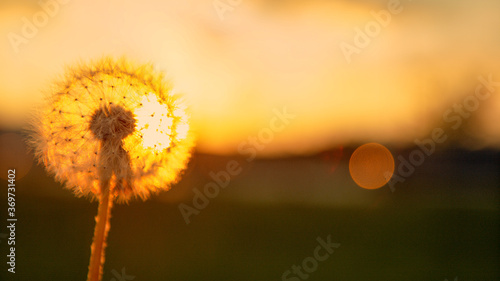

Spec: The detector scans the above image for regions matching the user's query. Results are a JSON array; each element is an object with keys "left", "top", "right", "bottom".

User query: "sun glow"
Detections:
[{"left": 135, "top": 93, "right": 174, "bottom": 151}]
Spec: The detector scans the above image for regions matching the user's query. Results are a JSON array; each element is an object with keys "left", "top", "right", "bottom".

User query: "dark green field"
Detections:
[{"left": 1, "top": 149, "right": 499, "bottom": 281}]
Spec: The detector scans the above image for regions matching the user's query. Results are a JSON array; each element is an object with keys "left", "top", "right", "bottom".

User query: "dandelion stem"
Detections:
[{"left": 87, "top": 179, "right": 113, "bottom": 281}]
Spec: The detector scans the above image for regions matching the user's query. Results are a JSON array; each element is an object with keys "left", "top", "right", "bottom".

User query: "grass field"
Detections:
[{"left": 1, "top": 148, "right": 498, "bottom": 281}]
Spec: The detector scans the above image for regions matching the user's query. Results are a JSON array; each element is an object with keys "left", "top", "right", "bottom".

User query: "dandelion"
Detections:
[{"left": 28, "top": 57, "right": 195, "bottom": 281}]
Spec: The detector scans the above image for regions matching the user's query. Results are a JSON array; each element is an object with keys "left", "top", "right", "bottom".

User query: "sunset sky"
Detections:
[{"left": 1, "top": 0, "right": 500, "bottom": 156}]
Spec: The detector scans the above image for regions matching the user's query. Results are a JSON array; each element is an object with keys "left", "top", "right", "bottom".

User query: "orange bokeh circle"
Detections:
[{"left": 349, "top": 143, "right": 394, "bottom": 190}]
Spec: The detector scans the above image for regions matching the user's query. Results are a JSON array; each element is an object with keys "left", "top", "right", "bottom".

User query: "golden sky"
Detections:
[{"left": 1, "top": 0, "right": 500, "bottom": 155}]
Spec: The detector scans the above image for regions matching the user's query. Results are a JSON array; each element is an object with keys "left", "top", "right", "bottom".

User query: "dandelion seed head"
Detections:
[{"left": 29, "top": 57, "right": 195, "bottom": 202}]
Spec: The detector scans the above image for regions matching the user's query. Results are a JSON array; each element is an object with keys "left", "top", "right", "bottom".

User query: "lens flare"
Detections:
[{"left": 349, "top": 143, "right": 394, "bottom": 190}]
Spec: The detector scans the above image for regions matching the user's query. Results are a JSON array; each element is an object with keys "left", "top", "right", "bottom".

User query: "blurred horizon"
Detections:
[
  {"left": 1, "top": 128, "right": 498, "bottom": 209},
  {"left": 1, "top": 129, "right": 498, "bottom": 280}
]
